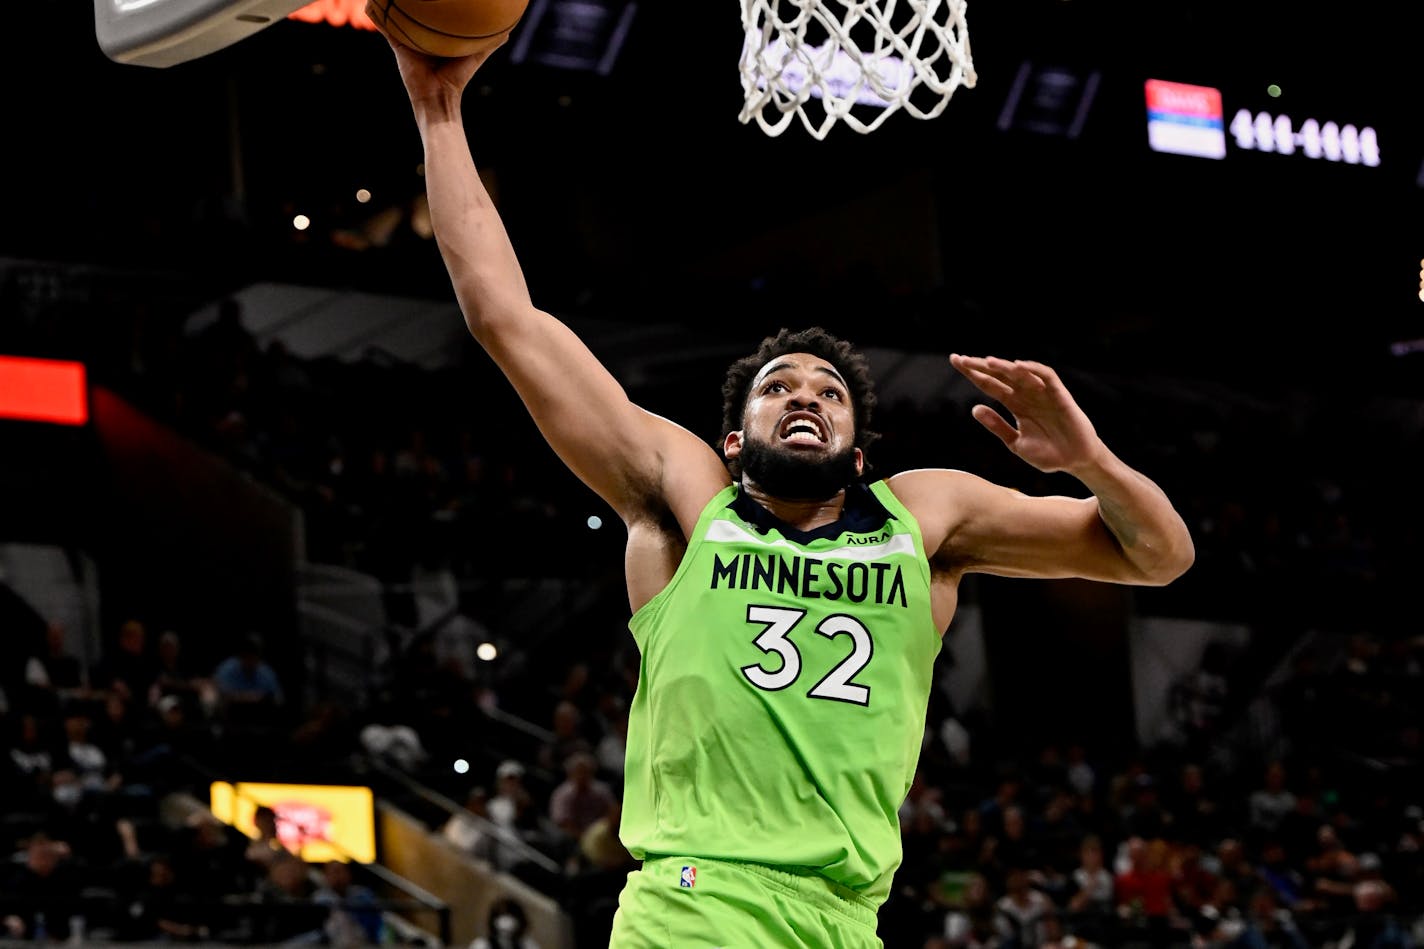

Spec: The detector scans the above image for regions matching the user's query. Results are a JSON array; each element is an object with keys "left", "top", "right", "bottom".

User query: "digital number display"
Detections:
[
  {"left": 1227, "top": 109, "right": 1380, "bottom": 166},
  {"left": 1144, "top": 79, "right": 1385, "bottom": 170}
]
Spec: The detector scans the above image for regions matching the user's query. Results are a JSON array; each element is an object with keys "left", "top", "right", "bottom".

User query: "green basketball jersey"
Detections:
[{"left": 620, "top": 479, "right": 942, "bottom": 907}]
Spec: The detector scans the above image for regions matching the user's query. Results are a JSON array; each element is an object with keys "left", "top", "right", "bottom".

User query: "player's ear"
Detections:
[
  {"left": 854, "top": 447, "right": 864, "bottom": 476},
  {"left": 723, "top": 430, "right": 744, "bottom": 460}
]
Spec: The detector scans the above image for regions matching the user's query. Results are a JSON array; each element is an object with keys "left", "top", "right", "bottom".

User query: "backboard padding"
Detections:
[{"left": 94, "top": 0, "right": 309, "bottom": 68}]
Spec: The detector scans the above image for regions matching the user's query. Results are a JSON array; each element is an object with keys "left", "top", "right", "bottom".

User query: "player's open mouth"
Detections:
[{"left": 780, "top": 412, "right": 826, "bottom": 445}]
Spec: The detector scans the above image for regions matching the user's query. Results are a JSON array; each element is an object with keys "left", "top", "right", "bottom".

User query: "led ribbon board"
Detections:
[{"left": 0, "top": 356, "right": 88, "bottom": 425}]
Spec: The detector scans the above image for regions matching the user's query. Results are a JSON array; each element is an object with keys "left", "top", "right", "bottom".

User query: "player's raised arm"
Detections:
[
  {"left": 380, "top": 34, "right": 725, "bottom": 520},
  {"left": 890, "top": 355, "right": 1195, "bottom": 586}
]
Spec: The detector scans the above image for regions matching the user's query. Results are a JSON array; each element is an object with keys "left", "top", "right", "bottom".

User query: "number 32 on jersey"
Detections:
[{"left": 740, "top": 605, "right": 873, "bottom": 706}]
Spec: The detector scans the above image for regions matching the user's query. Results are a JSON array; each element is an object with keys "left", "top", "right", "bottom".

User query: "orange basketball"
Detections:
[{"left": 366, "top": 0, "right": 530, "bottom": 58}]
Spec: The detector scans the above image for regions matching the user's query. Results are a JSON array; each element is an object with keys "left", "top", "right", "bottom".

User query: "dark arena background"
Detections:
[{"left": 0, "top": 1, "right": 1421, "bottom": 947}]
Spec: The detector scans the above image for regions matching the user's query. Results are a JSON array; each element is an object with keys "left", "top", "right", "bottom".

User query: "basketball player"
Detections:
[{"left": 378, "top": 32, "right": 1195, "bottom": 949}]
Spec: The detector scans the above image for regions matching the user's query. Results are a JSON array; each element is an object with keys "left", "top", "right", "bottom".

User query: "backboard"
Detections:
[{"left": 94, "top": 0, "right": 309, "bottom": 67}]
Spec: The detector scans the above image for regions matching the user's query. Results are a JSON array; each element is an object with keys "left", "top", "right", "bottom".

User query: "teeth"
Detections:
[{"left": 783, "top": 419, "right": 823, "bottom": 441}]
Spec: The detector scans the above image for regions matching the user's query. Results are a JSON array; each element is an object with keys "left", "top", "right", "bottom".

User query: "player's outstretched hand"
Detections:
[
  {"left": 372, "top": 12, "right": 509, "bottom": 104},
  {"left": 949, "top": 354, "right": 1104, "bottom": 475}
]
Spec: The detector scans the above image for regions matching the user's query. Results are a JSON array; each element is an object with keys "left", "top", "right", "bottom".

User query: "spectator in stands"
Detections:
[
  {"left": 979, "top": 774, "right": 1025, "bottom": 842},
  {"left": 1035, "top": 910, "right": 1081, "bottom": 949},
  {"left": 50, "top": 707, "right": 144, "bottom": 865},
  {"left": 51, "top": 708, "right": 120, "bottom": 807},
  {"left": 905, "top": 812, "right": 975, "bottom": 934},
  {"left": 118, "top": 852, "right": 211, "bottom": 942},
  {"left": 1230, "top": 884, "right": 1311, "bottom": 949},
  {"left": 981, "top": 804, "right": 1043, "bottom": 890},
  {"left": 1063, "top": 743, "right": 1098, "bottom": 801},
  {"left": 1, "top": 832, "right": 80, "bottom": 941},
  {"left": 485, "top": 760, "right": 561, "bottom": 882},
  {"left": 1249, "top": 761, "right": 1298, "bottom": 839},
  {"left": 212, "top": 633, "right": 285, "bottom": 729},
  {"left": 1114, "top": 836, "right": 1178, "bottom": 946},
  {"left": 1305, "top": 823, "right": 1362, "bottom": 915},
  {"left": 535, "top": 699, "right": 594, "bottom": 776},
  {"left": 172, "top": 811, "right": 253, "bottom": 902},
  {"left": 1161, "top": 762, "right": 1224, "bottom": 850},
  {"left": 88, "top": 689, "right": 141, "bottom": 776},
  {"left": 1120, "top": 773, "right": 1172, "bottom": 842},
  {"left": 567, "top": 799, "right": 637, "bottom": 946},
  {"left": 441, "top": 785, "right": 494, "bottom": 862},
  {"left": 4, "top": 711, "right": 55, "bottom": 815},
  {"left": 21, "top": 622, "right": 90, "bottom": 715},
  {"left": 1326, "top": 855, "right": 1412, "bottom": 949},
  {"left": 1316, "top": 849, "right": 1399, "bottom": 912},
  {"left": 993, "top": 867, "right": 1054, "bottom": 947},
  {"left": 252, "top": 850, "right": 327, "bottom": 943},
  {"left": 1065, "top": 834, "right": 1115, "bottom": 941},
  {"left": 1029, "top": 786, "right": 1087, "bottom": 883},
  {"left": 955, "top": 807, "right": 995, "bottom": 876},
  {"left": 147, "top": 628, "right": 216, "bottom": 720},
  {"left": 578, "top": 799, "right": 634, "bottom": 875},
  {"left": 244, "top": 804, "right": 294, "bottom": 879},
  {"left": 314, "top": 859, "right": 384, "bottom": 947},
  {"left": 1107, "top": 758, "right": 1152, "bottom": 817},
  {"left": 1256, "top": 838, "right": 1313, "bottom": 913},
  {"left": 941, "top": 872, "right": 1001, "bottom": 948},
  {"left": 127, "top": 691, "right": 210, "bottom": 792},
  {"left": 1213, "top": 837, "right": 1260, "bottom": 902},
  {"left": 470, "top": 896, "right": 543, "bottom": 949},
  {"left": 92, "top": 618, "right": 160, "bottom": 706},
  {"left": 548, "top": 751, "right": 616, "bottom": 851},
  {"left": 1169, "top": 842, "right": 1221, "bottom": 925},
  {"left": 920, "top": 835, "right": 982, "bottom": 915},
  {"left": 901, "top": 770, "right": 950, "bottom": 835}
]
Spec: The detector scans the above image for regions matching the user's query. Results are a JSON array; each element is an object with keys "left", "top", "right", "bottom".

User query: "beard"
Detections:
[{"left": 738, "top": 434, "right": 860, "bottom": 501}]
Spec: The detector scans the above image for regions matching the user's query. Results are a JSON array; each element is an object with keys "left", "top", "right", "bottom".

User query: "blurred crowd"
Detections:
[
  {"left": 8, "top": 598, "right": 1417, "bottom": 947},
  {"left": 0, "top": 613, "right": 395, "bottom": 944}
]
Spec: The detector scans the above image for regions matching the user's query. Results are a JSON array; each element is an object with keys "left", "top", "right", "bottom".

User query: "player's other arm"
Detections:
[
  {"left": 890, "top": 355, "right": 1194, "bottom": 585},
  {"left": 891, "top": 464, "right": 1192, "bottom": 586},
  {"left": 391, "top": 40, "right": 727, "bottom": 520}
]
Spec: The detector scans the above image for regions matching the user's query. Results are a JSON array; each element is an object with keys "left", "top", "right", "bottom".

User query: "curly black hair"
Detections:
[{"left": 720, "top": 327, "right": 880, "bottom": 477}]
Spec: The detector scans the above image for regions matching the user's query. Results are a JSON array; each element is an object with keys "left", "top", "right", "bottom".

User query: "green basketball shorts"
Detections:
[{"left": 607, "top": 855, "right": 883, "bottom": 949}]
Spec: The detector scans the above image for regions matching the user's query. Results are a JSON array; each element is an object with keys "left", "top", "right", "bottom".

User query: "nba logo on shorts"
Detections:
[{"left": 680, "top": 865, "right": 697, "bottom": 888}]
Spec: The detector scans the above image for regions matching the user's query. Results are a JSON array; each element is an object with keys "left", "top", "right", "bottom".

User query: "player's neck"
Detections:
[{"left": 740, "top": 479, "right": 848, "bottom": 532}]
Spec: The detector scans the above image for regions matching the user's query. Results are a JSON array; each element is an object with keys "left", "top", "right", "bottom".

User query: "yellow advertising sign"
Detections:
[{"left": 211, "top": 781, "right": 376, "bottom": 864}]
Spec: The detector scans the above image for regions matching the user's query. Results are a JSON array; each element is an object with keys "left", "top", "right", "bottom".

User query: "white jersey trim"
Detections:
[{"left": 705, "top": 518, "right": 915, "bottom": 562}]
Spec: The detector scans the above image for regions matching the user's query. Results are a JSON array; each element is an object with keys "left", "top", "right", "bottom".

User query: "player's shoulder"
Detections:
[
  {"left": 883, "top": 466, "right": 996, "bottom": 500},
  {"left": 882, "top": 468, "right": 1017, "bottom": 545}
]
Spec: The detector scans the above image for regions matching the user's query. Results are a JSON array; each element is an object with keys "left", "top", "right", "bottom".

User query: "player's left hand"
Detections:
[{"left": 949, "top": 354, "right": 1103, "bottom": 475}]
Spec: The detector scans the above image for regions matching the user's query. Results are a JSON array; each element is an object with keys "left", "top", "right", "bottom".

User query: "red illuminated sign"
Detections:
[
  {"left": 289, "top": 0, "right": 377, "bottom": 31},
  {"left": 0, "top": 356, "right": 88, "bottom": 425}
]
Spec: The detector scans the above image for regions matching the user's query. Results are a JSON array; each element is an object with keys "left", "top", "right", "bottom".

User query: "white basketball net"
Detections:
[{"left": 739, "top": 0, "right": 977, "bottom": 140}]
